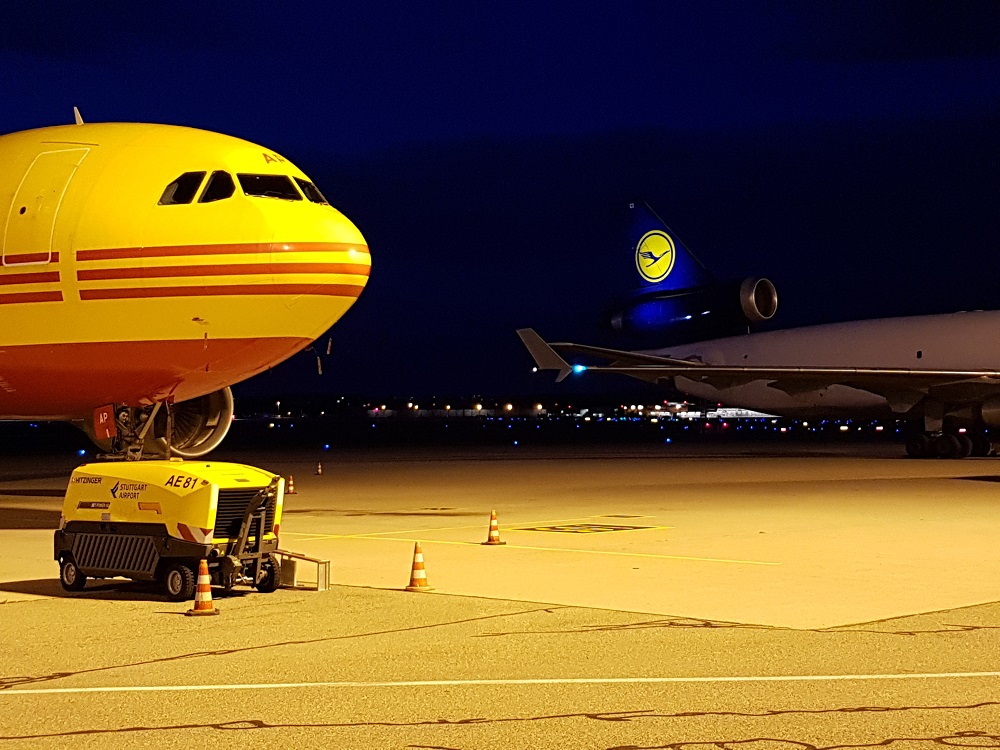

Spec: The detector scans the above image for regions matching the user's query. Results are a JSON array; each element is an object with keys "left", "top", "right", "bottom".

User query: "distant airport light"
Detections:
[
  {"left": 505, "top": 403, "right": 513, "bottom": 411},
  {"left": 535, "top": 403, "right": 543, "bottom": 411},
  {"left": 780, "top": 427, "right": 787, "bottom": 433},
  {"left": 475, "top": 403, "right": 483, "bottom": 411},
  {"left": 803, "top": 421, "right": 809, "bottom": 427},
  {"left": 532, "top": 367, "right": 538, "bottom": 373},
  {"left": 76, "top": 449, "right": 86, "bottom": 456},
  {"left": 839, "top": 425, "right": 849, "bottom": 432},
  {"left": 407, "top": 402, "right": 413, "bottom": 408},
  {"left": 268, "top": 423, "right": 275, "bottom": 429},
  {"left": 572, "top": 364, "right": 587, "bottom": 374},
  {"left": 875, "top": 426, "right": 884, "bottom": 432},
  {"left": 958, "top": 427, "right": 967, "bottom": 434}
]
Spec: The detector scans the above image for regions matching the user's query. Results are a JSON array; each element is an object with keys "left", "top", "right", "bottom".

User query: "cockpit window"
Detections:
[
  {"left": 236, "top": 174, "right": 302, "bottom": 201},
  {"left": 294, "top": 178, "right": 329, "bottom": 205},
  {"left": 199, "top": 171, "right": 236, "bottom": 203},
  {"left": 158, "top": 172, "right": 206, "bottom": 205}
]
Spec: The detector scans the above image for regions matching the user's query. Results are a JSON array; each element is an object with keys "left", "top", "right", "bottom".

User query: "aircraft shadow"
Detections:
[
  {"left": 0, "top": 577, "right": 254, "bottom": 603},
  {"left": 0, "top": 507, "right": 61, "bottom": 530}
]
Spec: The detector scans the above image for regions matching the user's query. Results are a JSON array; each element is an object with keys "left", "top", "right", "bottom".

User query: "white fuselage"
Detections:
[{"left": 651, "top": 311, "right": 1000, "bottom": 417}]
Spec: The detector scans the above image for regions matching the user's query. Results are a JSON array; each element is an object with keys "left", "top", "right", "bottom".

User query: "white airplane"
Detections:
[{"left": 518, "top": 202, "right": 1000, "bottom": 459}]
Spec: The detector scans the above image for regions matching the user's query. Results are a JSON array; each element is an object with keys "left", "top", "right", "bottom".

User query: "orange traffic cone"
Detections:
[
  {"left": 482, "top": 509, "right": 507, "bottom": 545},
  {"left": 185, "top": 559, "right": 220, "bottom": 616},
  {"left": 405, "top": 542, "right": 433, "bottom": 592},
  {"left": 315, "top": 462, "right": 324, "bottom": 475},
  {"left": 286, "top": 475, "right": 297, "bottom": 494}
]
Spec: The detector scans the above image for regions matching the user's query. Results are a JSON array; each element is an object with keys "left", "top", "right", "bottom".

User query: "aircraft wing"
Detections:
[{"left": 515, "top": 328, "right": 1000, "bottom": 404}]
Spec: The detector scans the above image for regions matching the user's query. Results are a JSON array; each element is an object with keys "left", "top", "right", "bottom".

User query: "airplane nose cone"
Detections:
[{"left": 269, "top": 206, "right": 370, "bottom": 337}]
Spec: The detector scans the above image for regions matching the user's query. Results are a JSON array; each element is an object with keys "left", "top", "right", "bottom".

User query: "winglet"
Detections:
[
  {"left": 73, "top": 107, "right": 84, "bottom": 125},
  {"left": 516, "top": 328, "right": 574, "bottom": 382}
]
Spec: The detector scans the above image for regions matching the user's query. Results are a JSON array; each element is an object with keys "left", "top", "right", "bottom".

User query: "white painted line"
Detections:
[{"left": 3, "top": 671, "right": 999, "bottom": 696}]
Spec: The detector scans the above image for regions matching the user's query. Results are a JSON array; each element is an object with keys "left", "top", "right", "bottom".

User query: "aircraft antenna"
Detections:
[{"left": 73, "top": 107, "right": 84, "bottom": 125}]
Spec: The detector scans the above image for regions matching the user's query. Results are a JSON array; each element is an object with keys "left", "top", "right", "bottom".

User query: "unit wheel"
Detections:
[
  {"left": 59, "top": 557, "right": 87, "bottom": 592},
  {"left": 163, "top": 563, "right": 196, "bottom": 602},
  {"left": 255, "top": 559, "right": 281, "bottom": 593},
  {"left": 905, "top": 434, "right": 931, "bottom": 458},
  {"left": 955, "top": 434, "right": 974, "bottom": 459},
  {"left": 933, "top": 434, "right": 962, "bottom": 459}
]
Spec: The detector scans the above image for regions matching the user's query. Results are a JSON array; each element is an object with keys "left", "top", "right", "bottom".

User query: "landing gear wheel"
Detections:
[
  {"left": 905, "top": 434, "right": 931, "bottom": 458},
  {"left": 933, "top": 434, "right": 962, "bottom": 459},
  {"left": 955, "top": 434, "right": 974, "bottom": 459},
  {"left": 163, "top": 563, "right": 196, "bottom": 602},
  {"left": 255, "top": 560, "right": 281, "bottom": 593},
  {"left": 59, "top": 558, "right": 87, "bottom": 591}
]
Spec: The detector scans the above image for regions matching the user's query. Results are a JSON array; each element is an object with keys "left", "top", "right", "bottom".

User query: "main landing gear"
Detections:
[{"left": 905, "top": 431, "right": 993, "bottom": 459}]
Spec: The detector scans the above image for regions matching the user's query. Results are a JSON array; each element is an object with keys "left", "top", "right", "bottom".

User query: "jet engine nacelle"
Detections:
[
  {"left": 149, "top": 386, "right": 235, "bottom": 458},
  {"left": 79, "top": 386, "right": 235, "bottom": 458},
  {"left": 611, "top": 277, "right": 778, "bottom": 341},
  {"left": 978, "top": 396, "right": 1000, "bottom": 429}
]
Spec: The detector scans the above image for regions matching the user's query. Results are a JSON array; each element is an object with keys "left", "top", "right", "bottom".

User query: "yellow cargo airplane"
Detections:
[{"left": 0, "top": 113, "right": 370, "bottom": 458}]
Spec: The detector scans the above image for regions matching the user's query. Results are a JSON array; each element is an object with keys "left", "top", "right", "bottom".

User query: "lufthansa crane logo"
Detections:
[{"left": 635, "top": 230, "right": 676, "bottom": 283}]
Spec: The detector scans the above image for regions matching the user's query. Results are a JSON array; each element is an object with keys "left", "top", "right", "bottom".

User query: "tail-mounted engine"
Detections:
[{"left": 611, "top": 277, "right": 778, "bottom": 342}]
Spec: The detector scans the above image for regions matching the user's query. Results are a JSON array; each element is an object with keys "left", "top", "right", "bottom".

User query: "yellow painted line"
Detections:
[
  {"left": 515, "top": 524, "right": 672, "bottom": 534},
  {"left": 285, "top": 532, "right": 777, "bottom": 566},
  {"left": 288, "top": 515, "right": 625, "bottom": 540}
]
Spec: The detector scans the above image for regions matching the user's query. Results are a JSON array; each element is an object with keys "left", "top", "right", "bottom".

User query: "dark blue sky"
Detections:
[{"left": 2, "top": 2, "right": 998, "bottom": 397}]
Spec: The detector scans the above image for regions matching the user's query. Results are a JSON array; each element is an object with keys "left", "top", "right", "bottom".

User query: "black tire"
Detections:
[
  {"left": 59, "top": 558, "right": 87, "bottom": 592},
  {"left": 255, "top": 559, "right": 281, "bottom": 593},
  {"left": 933, "top": 434, "right": 961, "bottom": 459},
  {"left": 955, "top": 434, "right": 974, "bottom": 459},
  {"left": 163, "top": 563, "right": 196, "bottom": 602},
  {"left": 905, "top": 434, "right": 931, "bottom": 458}
]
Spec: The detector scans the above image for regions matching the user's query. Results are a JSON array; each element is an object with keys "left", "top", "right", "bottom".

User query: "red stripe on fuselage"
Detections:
[
  {"left": 0, "top": 291, "right": 62, "bottom": 305},
  {"left": 0, "top": 271, "right": 60, "bottom": 285},
  {"left": 76, "top": 242, "right": 370, "bottom": 262},
  {"left": 3, "top": 252, "right": 60, "bottom": 264},
  {"left": 79, "top": 283, "right": 364, "bottom": 301},
  {"left": 77, "top": 263, "right": 371, "bottom": 281}
]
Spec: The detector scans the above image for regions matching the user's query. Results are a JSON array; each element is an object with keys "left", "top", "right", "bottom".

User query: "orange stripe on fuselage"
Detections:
[
  {"left": 0, "top": 291, "right": 62, "bottom": 305},
  {"left": 77, "top": 263, "right": 371, "bottom": 281},
  {"left": 79, "top": 284, "right": 364, "bottom": 301},
  {"left": 76, "top": 243, "right": 370, "bottom": 262}
]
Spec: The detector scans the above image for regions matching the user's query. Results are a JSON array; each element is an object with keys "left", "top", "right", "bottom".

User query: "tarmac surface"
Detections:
[{"left": 1, "top": 441, "right": 999, "bottom": 748}]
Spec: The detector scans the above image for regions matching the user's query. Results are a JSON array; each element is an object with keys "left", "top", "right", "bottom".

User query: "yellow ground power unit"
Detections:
[{"left": 54, "top": 459, "right": 284, "bottom": 601}]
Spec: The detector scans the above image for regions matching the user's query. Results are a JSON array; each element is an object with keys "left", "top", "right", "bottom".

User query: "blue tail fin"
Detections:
[
  {"left": 612, "top": 202, "right": 777, "bottom": 342},
  {"left": 628, "top": 201, "right": 715, "bottom": 292}
]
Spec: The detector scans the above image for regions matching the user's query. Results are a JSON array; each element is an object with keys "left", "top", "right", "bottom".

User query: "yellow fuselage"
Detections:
[{"left": 0, "top": 122, "right": 370, "bottom": 418}]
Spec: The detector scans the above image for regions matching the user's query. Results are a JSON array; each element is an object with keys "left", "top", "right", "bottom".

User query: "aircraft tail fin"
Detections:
[
  {"left": 628, "top": 201, "right": 715, "bottom": 292},
  {"left": 73, "top": 107, "right": 84, "bottom": 125}
]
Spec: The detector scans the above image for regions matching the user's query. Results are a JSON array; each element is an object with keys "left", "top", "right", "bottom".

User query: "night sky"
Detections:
[{"left": 2, "top": 2, "right": 997, "bottom": 398}]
